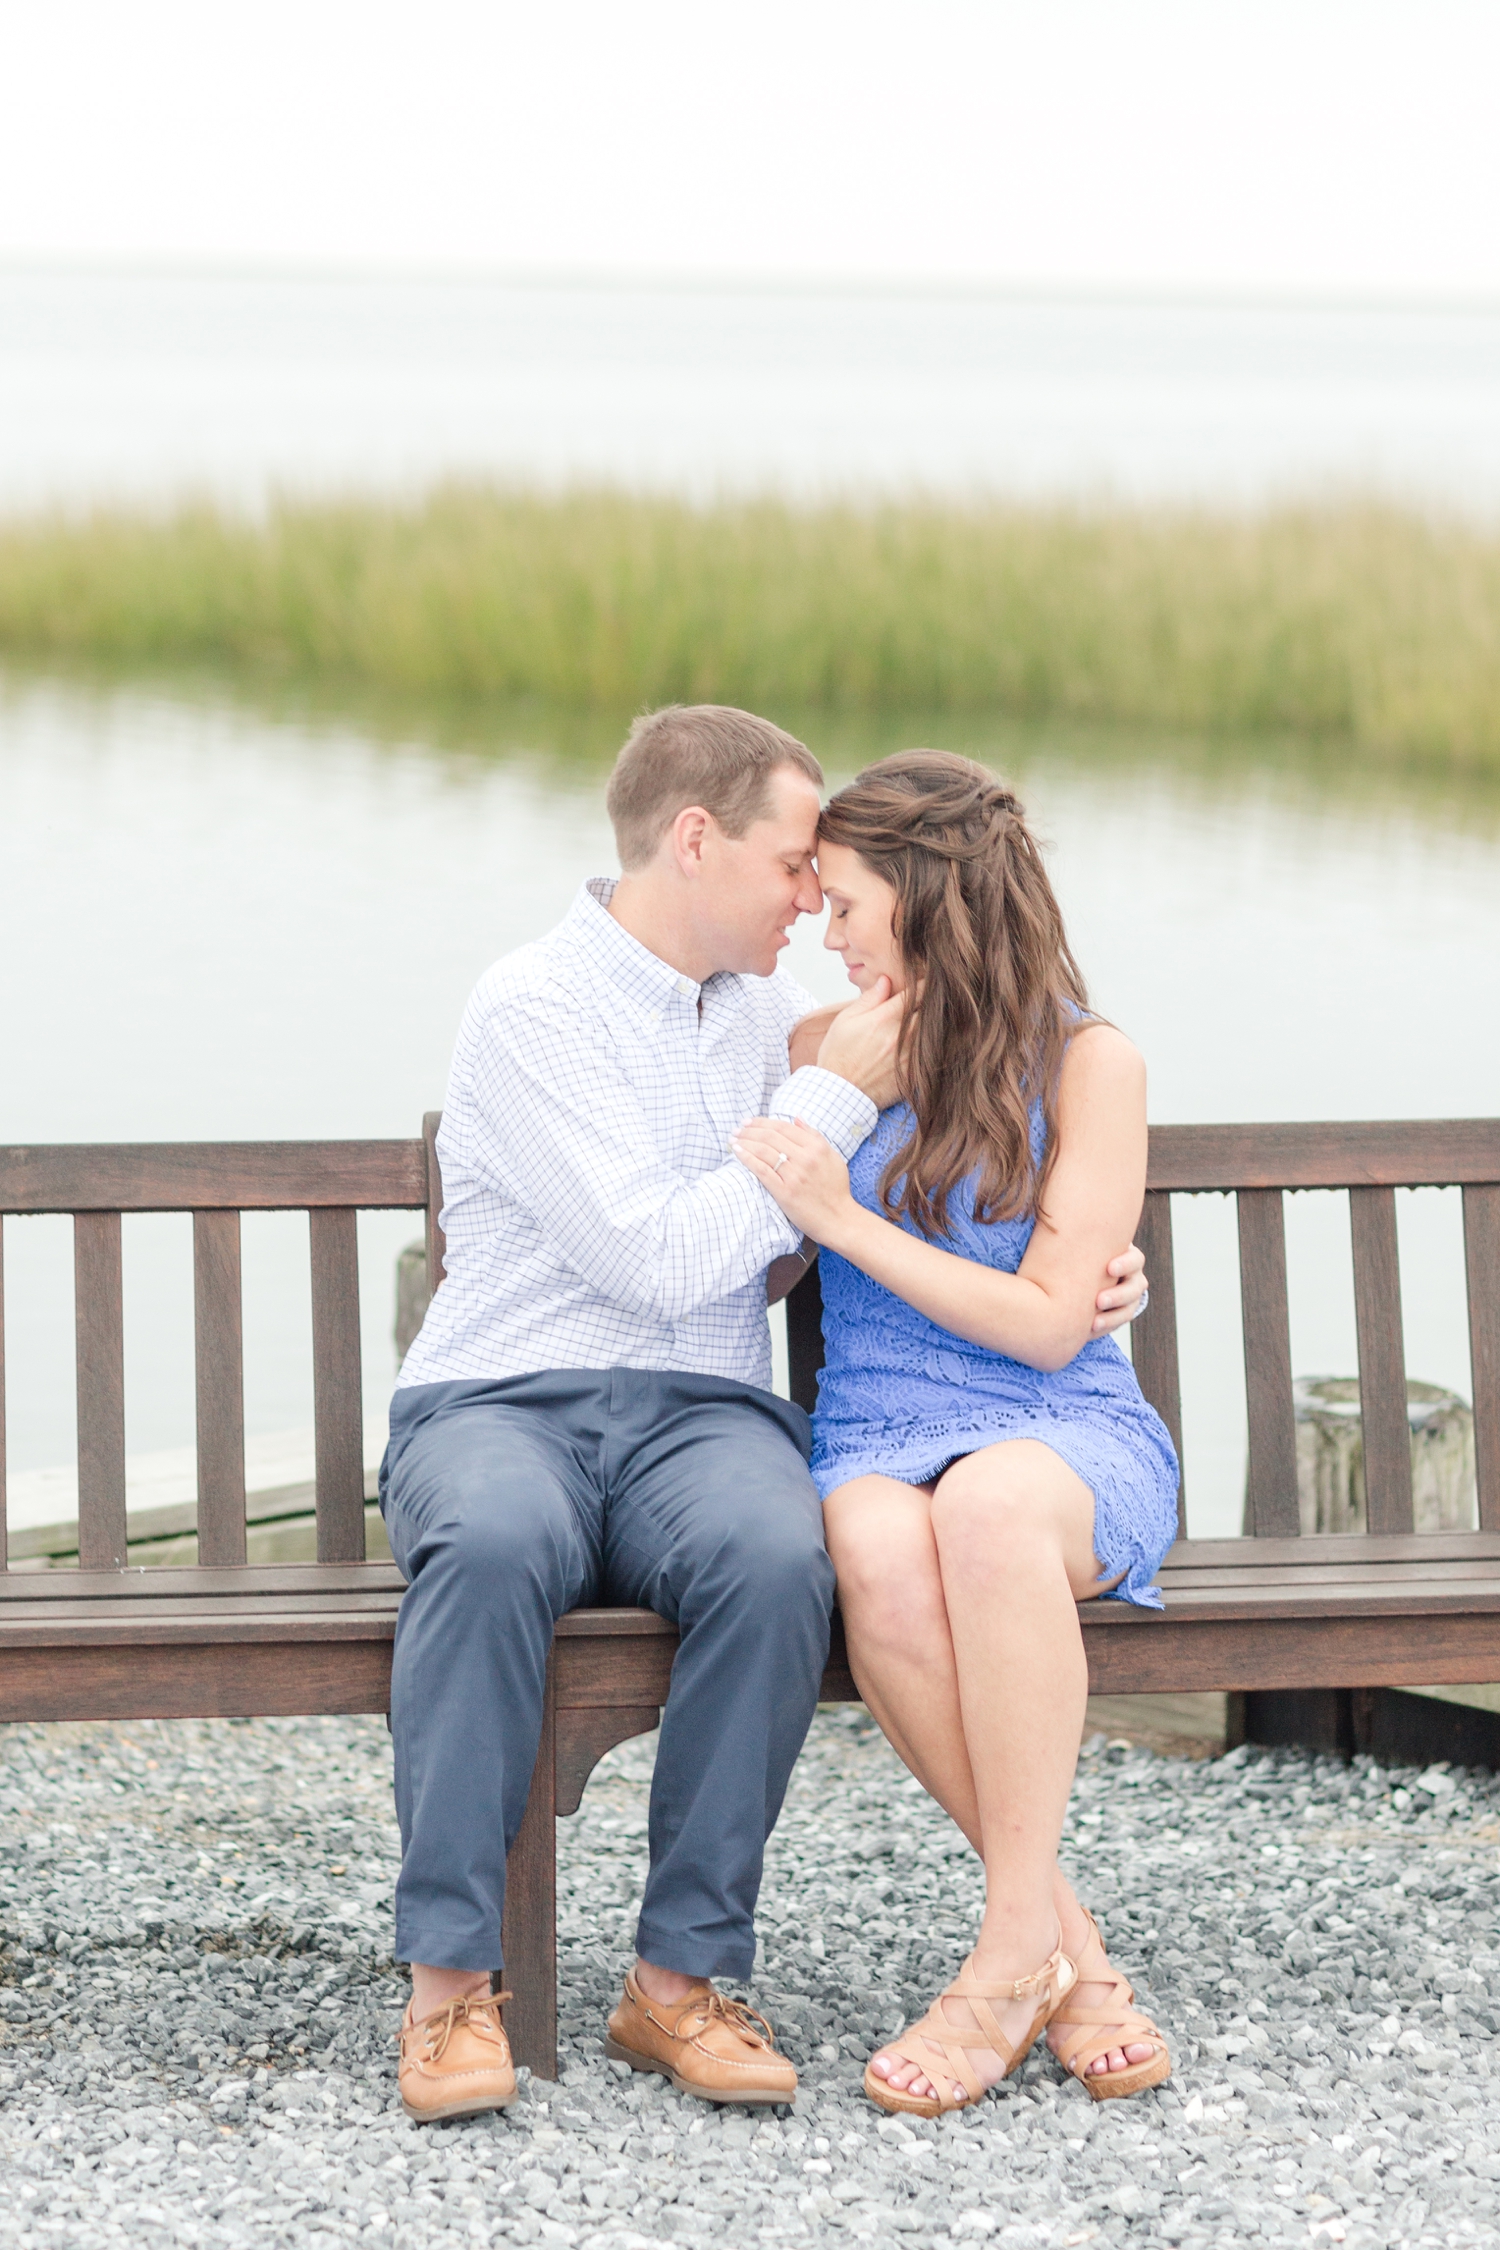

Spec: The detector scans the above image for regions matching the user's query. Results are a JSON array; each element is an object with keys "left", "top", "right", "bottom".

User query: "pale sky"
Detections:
[{"left": 2, "top": 0, "right": 1499, "bottom": 297}]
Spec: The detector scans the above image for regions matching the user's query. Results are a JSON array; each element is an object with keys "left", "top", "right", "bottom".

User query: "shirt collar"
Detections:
[{"left": 558, "top": 878, "right": 704, "bottom": 1013}]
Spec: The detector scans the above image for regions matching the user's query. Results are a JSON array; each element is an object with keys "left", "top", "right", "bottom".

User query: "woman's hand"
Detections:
[
  {"left": 733, "top": 1117, "right": 857, "bottom": 1243},
  {"left": 1092, "top": 1243, "right": 1148, "bottom": 1335},
  {"left": 778, "top": 1022, "right": 1146, "bottom": 1373}
]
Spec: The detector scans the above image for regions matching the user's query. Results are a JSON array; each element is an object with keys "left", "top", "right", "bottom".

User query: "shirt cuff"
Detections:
[{"left": 768, "top": 1066, "right": 878, "bottom": 1160}]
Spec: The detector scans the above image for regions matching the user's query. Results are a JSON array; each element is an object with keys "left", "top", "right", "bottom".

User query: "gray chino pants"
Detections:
[{"left": 379, "top": 1370, "right": 834, "bottom": 1978}]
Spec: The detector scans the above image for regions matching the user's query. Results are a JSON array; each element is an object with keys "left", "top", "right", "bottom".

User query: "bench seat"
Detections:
[{"left": 5, "top": 1534, "right": 1498, "bottom": 1685}]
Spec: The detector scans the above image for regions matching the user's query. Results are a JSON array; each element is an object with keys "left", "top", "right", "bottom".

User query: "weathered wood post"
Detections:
[
  {"left": 1236, "top": 1375, "right": 1487, "bottom": 1759},
  {"left": 1292, "top": 1375, "right": 1476, "bottom": 1535},
  {"left": 395, "top": 1239, "right": 430, "bottom": 1365}
]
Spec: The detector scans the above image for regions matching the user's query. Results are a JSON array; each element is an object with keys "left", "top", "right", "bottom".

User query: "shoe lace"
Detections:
[
  {"left": 420, "top": 1990, "right": 513, "bottom": 2063},
  {"left": 675, "top": 1990, "right": 776, "bottom": 2049}
]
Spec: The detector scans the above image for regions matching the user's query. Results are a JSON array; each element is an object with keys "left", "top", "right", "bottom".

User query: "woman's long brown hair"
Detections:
[{"left": 817, "top": 751, "right": 1089, "bottom": 1238}]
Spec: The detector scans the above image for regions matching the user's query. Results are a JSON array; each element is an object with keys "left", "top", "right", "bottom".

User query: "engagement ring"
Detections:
[
  {"left": 774, "top": 1152, "right": 789, "bottom": 1172},
  {"left": 1130, "top": 1285, "right": 1150, "bottom": 1319}
]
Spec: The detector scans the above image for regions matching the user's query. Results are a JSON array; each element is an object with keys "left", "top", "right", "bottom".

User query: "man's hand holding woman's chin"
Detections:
[{"left": 810, "top": 975, "right": 905, "bottom": 1111}]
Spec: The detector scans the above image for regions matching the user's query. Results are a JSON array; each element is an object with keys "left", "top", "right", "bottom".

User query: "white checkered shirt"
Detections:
[{"left": 396, "top": 878, "right": 878, "bottom": 1393}]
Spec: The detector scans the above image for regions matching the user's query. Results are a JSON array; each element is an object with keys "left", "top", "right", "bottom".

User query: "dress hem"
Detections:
[{"left": 814, "top": 1440, "right": 1169, "bottom": 1611}]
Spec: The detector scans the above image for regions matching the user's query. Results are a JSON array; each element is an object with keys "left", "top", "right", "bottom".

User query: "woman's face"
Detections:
[{"left": 816, "top": 840, "right": 907, "bottom": 995}]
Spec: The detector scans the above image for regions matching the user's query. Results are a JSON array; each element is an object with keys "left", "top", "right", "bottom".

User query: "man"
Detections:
[{"left": 382, "top": 705, "right": 1144, "bottom": 2121}]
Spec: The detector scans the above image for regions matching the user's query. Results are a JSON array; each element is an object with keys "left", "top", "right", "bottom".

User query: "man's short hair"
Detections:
[{"left": 605, "top": 705, "right": 824, "bottom": 871}]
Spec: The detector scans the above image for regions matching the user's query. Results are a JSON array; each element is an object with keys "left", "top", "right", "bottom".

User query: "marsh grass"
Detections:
[{"left": 3, "top": 486, "right": 1499, "bottom": 768}]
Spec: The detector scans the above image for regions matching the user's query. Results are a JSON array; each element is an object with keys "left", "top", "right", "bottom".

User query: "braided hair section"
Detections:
[{"left": 817, "top": 751, "right": 1090, "bottom": 1238}]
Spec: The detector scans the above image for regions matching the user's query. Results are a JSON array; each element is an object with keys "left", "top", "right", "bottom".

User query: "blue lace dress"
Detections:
[{"left": 809, "top": 1104, "right": 1180, "bottom": 1608}]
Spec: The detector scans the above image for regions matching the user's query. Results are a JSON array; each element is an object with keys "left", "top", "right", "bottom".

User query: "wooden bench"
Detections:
[{"left": 2, "top": 1117, "right": 1498, "bottom": 2079}]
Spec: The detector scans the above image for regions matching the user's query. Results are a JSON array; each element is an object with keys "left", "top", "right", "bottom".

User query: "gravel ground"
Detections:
[{"left": 3, "top": 1707, "right": 1499, "bottom": 2250}]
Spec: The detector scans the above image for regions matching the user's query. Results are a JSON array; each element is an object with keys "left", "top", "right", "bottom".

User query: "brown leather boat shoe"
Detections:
[
  {"left": 605, "top": 1970, "right": 797, "bottom": 2106},
  {"left": 398, "top": 1990, "right": 517, "bottom": 2122}
]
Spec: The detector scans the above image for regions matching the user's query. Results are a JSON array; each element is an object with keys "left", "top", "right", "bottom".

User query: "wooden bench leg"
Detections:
[
  {"left": 499, "top": 1671, "right": 558, "bottom": 2080},
  {"left": 1233, "top": 1683, "right": 1500, "bottom": 1770},
  {"left": 1236, "top": 1687, "right": 1355, "bottom": 1758},
  {"left": 494, "top": 1660, "right": 664, "bottom": 2081},
  {"left": 1353, "top": 1686, "right": 1500, "bottom": 1771}
]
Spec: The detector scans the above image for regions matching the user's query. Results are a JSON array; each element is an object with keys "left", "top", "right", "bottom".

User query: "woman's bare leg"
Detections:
[
  {"left": 825, "top": 1451, "right": 1152, "bottom": 2097},
  {"left": 824, "top": 1475, "right": 982, "bottom": 1832}
]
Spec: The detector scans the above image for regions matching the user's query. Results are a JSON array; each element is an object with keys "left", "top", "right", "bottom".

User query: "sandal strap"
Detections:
[
  {"left": 878, "top": 2022, "right": 988, "bottom": 2108},
  {"left": 1049, "top": 1913, "right": 1166, "bottom": 2076},
  {"left": 881, "top": 1945, "right": 1077, "bottom": 2109},
  {"left": 1051, "top": 2003, "right": 1167, "bottom": 2076}
]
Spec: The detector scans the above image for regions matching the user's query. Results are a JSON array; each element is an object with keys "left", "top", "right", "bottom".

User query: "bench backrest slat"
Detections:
[
  {"left": 0, "top": 1140, "right": 428, "bottom": 1213},
  {"left": 785, "top": 1253, "right": 825, "bottom": 1416},
  {"left": 0, "top": 1224, "right": 7, "bottom": 1575},
  {"left": 309, "top": 1206, "right": 367, "bottom": 1562},
  {"left": 193, "top": 1210, "right": 248, "bottom": 1566},
  {"left": 424, "top": 1111, "right": 447, "bottom": 1295},
  {"left": 1145, "top": 1118, "right": 1500, "bottom": 1189},
  {"left": 1130, "top": 1192, "right": 1185, "bottom": 1537},
  {"left": 1235, "top": 1188, "right": 1300, "bottom": 1536},
  {"left": 74, "top": 1211, "right": 129, "bottom": 1569},
  {"left": 1465, "top": 1184, "right": 1500, "bottom": 1532},
  {"left": 0, "top": 1220, "right": 8, "bottom": 1569},
  {"left": 0, "top": 1138, "right": 431, "bottom": 1573},
  {"left": 1349, "top": 1185, "right": 1415, "bottom": 1534}
]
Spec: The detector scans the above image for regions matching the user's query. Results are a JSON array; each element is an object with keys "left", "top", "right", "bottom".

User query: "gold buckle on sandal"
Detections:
[{"left": 1004, "top": 1947, "right": 1064, "bottom": 2000}]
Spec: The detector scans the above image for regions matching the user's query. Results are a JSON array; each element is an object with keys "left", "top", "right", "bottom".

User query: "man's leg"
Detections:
[
  {"left": 603, "top": 1373, "right": 834, "bottom": 1984},
  {"left": 381, "top": 1378, "right": 604, "bottom": 1996}
]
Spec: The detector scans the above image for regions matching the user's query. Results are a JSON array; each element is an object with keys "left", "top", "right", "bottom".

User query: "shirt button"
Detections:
[{"left": 676, "top": 977, "right": 694, "bottom": 995}]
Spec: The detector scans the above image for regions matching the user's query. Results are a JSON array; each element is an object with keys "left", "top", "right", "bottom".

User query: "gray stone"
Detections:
[{"left": 4, "top": 1714, "right": 1500, "bottom": 2247}]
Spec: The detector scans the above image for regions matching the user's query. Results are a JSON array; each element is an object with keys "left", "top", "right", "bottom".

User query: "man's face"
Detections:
[{"left": 695, "top": 768, "right": 825, "bottom": 976}]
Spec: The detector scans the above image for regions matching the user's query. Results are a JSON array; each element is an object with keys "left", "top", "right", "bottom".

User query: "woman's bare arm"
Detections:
[
  {"left": 736, "top": 1024, "right": 1146, "bottom": 1371},
  {"left": 788, "top": 1003, "right": 849, "bottom": 1074}
]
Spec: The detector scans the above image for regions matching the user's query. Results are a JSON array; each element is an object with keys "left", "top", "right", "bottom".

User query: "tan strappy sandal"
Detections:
[
  {"left": 864, "top": 1942, "right": 1077, "bottom": 2119},
  {"left": 1047, "top": 1910, "right": 1171, "bottom": 2101}
]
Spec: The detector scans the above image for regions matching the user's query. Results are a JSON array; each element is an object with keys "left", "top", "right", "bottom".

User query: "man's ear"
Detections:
[{"left": 668, "top": 805, "right": 713, "bottom": 876}]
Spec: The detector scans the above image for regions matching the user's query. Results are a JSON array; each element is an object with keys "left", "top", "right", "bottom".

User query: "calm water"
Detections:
[
  {"left": 4, "top": 671, "right": 1499, "bottom": 1538},
  {"left": 4, "top": 268, "right": 1500, "bottom": 509}
]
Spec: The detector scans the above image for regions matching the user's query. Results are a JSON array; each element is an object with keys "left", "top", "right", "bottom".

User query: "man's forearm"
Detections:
[{"left": 766, "top": 1065, "right": 878, "bottom": 1151}]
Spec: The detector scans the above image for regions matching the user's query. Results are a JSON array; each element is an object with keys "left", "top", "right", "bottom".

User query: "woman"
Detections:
[{"left": 733, "top": 752, "right": 1179, "bottom": 2119}]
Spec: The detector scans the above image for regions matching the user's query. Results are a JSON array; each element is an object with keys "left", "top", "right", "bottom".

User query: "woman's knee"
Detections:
[
  {"left": 847, "top": 1574, "right": 947, "bottom": 1664},
  {"left": 930, "top": 1447, "right": 1083, "bottom": 1569},
  {"left": 829, "top": 1521, "right": 945, "bottom": 1656}
]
